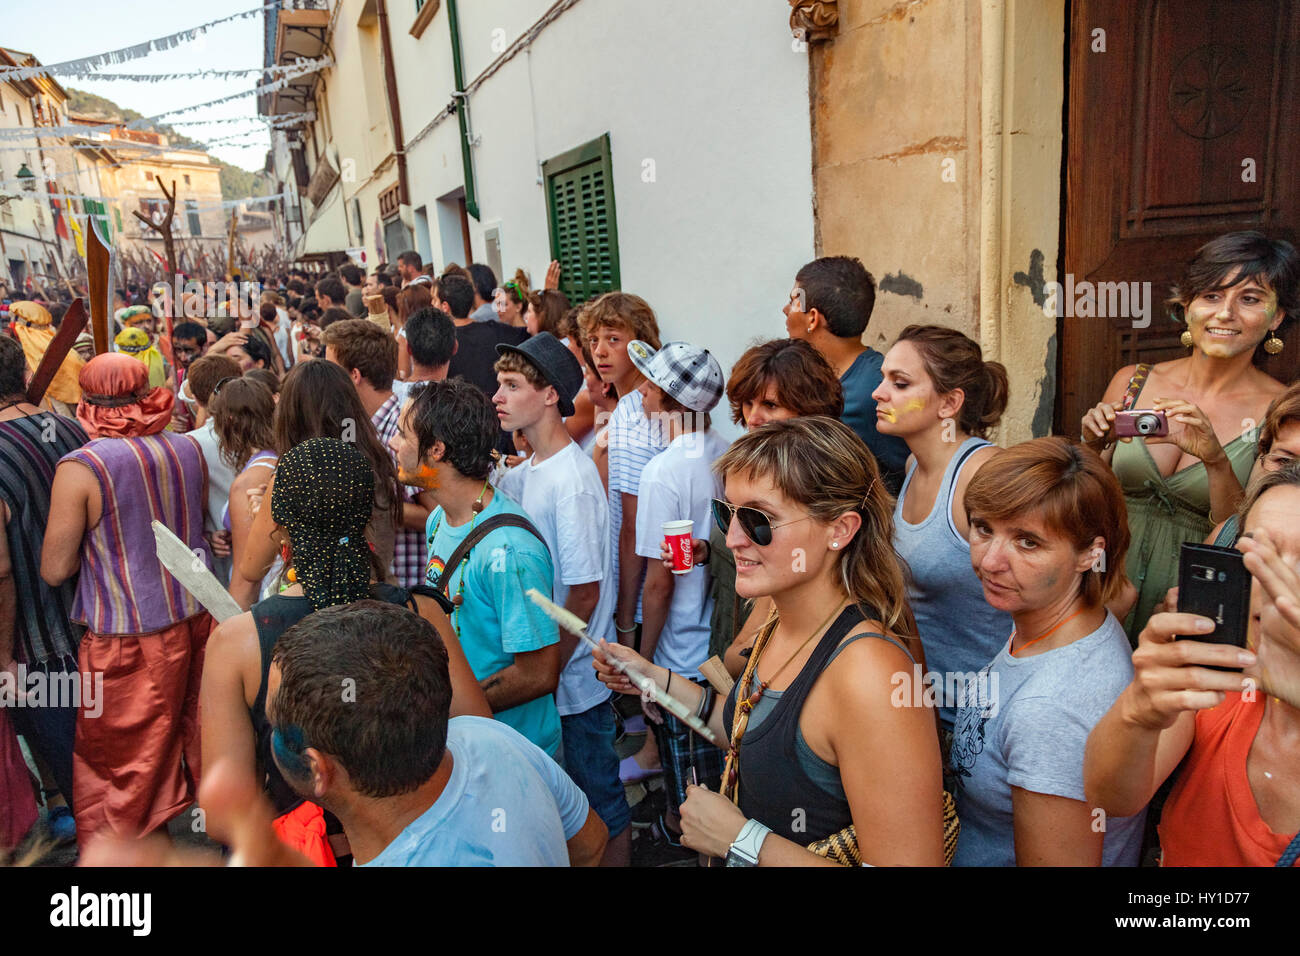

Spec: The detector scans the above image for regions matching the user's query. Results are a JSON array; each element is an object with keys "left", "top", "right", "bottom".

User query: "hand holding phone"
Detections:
[{"left": 1176, "top": 543, "right": 1251, "bottom": 670}]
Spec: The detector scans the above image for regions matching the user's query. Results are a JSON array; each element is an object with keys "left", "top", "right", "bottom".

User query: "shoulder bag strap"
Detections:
[
  {"left": 434, "top": 513, "right": 547, "bottom": 598},
  {"left": 1121, "top": 363, "right": 1154, "bottom": 411}
]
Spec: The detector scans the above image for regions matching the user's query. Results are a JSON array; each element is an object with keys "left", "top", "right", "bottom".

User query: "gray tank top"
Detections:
[
  {"left": 892, "top": 436, "right": 1012, "bottom": 728},
  {"left": 744, "top": 630, "right": 912, "bottom": 799}
]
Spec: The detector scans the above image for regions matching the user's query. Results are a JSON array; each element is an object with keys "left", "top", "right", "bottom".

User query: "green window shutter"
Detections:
[{"left": 542, "top": 133, "right": 620, "bottom": 306}]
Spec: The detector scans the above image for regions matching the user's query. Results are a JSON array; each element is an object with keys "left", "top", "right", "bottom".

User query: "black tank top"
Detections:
[
  {"left": 250, "top": 583, "right": 415, "bottom": 816},
  {"left": 721, "top": 606, "right": 912, "bottom": 843}
]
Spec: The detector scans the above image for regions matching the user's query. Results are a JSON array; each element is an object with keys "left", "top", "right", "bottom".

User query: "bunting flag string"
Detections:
[
  {"left": 0, "top": 62, "right": 328, "bottom": 143},
  {"left": 0, "top": 4, "right": 280, "bottom": 81},
  {"left": 22, "top": 62, "right": 328, "bottom": 84},
  {"left": 0, "top": 182, "right": 287, "bottom": 208}
]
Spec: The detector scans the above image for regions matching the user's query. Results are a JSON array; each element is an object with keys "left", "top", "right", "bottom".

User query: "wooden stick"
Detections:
[{"left": 524, "top": 588, "right": 722, "bottom": 746}]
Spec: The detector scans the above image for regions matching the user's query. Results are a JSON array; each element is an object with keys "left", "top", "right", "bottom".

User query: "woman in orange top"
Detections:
[{"left": 1084, "top": 465, "right": 1300, "bottom": 866}]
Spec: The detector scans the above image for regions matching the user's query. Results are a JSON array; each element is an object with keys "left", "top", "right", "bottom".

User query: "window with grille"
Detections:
[{"left": 542, "top": 133, "right": 620, "bottom": 306}]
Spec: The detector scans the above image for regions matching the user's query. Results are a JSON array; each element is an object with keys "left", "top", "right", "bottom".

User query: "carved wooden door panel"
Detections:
[{"left": 1057, "top": 0, "right": 1300, "bottom": 435}]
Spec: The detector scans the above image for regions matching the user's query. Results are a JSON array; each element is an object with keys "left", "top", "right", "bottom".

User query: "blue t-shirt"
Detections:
[
  {"left": 424, "top": 491, "right": 561, "bottom": 756},
  {"left": 840, "top": 348, "right": 910, "bottom": 494},
  {"left": 361, "top": 717, "right": 591, "bottom": 866},
  {"left": 948, "top": 612, "right": 1145, "bottom": 866}
]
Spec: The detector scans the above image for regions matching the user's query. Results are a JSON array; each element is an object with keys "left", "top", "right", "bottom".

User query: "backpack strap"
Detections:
[
  {"left": 433, "top": 513, "right": 548, "bottom": 598},
  {"left": 1121, "top": 363, "right": 1154, "bottom": 411}
]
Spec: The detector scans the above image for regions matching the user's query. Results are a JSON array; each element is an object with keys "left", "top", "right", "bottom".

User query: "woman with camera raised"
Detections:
[{"left": 1080, "top": 231, "right": 1296, "bottom": 642}]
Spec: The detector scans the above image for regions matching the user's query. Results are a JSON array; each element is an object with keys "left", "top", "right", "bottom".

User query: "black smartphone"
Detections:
[{"left": 1176, "top": 543, "right": 1251, "bottom": 669}]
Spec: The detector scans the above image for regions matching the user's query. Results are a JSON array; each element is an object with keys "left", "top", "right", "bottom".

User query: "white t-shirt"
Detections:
[
  {"left": 634, "top": 429, "right": 730, "bottom": 680},
  {"left": 607, "top": 389, "right": 668, "bottom": 623},
  {"left": 274, "top": 307, "right": 293, "bottom": 368},
  {"left": 512, "top": 440, "right": 615, "bottom": 716},
  {"left": 188, "top": 418, "right": 236, "bottom": 534}
]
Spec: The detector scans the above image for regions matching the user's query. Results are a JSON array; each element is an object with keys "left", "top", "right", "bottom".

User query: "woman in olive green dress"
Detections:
[{"left": 1081, "top": 231, "right": 1296, "bottom": 642}]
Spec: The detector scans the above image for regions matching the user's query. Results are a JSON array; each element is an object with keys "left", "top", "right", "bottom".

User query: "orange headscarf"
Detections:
[
  {"left": 76, "top": 353, "right": 174, "bottom": 439},
  {"left": 11, "top": 301, "right": 83, "bottom": 405}
]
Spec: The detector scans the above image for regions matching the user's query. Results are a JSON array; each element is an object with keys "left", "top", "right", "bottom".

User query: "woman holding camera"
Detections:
[{"left": 1081, "top": 232, "right": 1296, "bottom": 642}]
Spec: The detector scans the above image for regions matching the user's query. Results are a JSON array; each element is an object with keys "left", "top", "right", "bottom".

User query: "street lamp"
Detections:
[{"left": 16, "top": 163, "right": 36, "bottom": 192}]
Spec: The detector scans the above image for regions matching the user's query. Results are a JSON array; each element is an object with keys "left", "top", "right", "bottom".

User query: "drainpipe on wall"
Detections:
[
  {"left": 376, "top": 0, "right": 411, "bottom": 217},
  {"left": 447, "top": 0, "right": 481, "bottom": 221}
]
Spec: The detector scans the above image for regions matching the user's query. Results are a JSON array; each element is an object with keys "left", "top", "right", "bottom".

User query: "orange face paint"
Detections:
[{"left": 398, "top": 463, "right": 441, "bottom": 490}]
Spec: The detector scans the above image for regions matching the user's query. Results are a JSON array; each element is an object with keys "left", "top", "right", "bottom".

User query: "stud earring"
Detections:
[
  {"left": 1181, "top": 330, "right": 1194, "bottom": 348},
  {"left": 831, "top": 542, "right": 839, "bottom": 549},
  {"left": 1264, "top": 332, "right": 1284, "bottom": 355}
]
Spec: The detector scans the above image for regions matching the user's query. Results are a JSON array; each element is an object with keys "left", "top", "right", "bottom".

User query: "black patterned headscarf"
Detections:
[{"left": 271, "top": 437, "right": 376, "bottom": 611}]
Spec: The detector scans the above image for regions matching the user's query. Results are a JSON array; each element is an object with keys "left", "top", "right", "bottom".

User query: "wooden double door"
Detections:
[{"left": 1057, "top": 0, "right": 1300, "bottom": 434}]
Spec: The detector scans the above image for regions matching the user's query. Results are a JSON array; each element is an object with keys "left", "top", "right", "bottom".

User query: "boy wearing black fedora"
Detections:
[{"left": 493, "top": 333, "right": 631, "bottom": 866}]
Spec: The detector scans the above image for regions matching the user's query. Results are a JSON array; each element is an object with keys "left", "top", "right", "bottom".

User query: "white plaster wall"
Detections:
[{"left": 395, "top": 0, "right": 816, "bottom": 436}]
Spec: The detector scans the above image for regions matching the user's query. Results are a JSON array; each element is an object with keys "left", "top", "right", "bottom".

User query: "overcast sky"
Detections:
[{"left": 5, "top": 0, "right": 271, "bottom": 173}]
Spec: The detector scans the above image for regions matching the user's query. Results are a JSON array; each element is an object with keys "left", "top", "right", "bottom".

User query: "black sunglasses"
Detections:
[{"left": 711, "top": 497, "right": 811, "bottom": 546}]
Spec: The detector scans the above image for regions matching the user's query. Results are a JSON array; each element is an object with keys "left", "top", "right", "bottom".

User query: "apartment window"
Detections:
[
  {"left": 187, "top": 200, "right": 201, "bottom": 237},
  {"left": 146, "top": 171, "right": 155, "bottom": 181},
  {"left": 184, "top": 174, "right": 191, "bottom": 186},
  {"left": 542, "top": 134, "right": 620, "bottom": 305}
]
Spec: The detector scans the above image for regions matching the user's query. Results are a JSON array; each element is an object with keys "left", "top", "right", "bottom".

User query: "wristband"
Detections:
[
  {"left": 700, "top": 539, "right": 712, "bottom": 564},
  {"left": 726, "top": 818, "right": 771, "bottom": 867},
  {"left": 615, "top": 621, "right": 637, "bottom": 634}
]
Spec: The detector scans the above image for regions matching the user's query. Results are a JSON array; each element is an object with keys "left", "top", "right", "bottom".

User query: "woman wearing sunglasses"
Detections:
[{"left": 594, "top": 417, "right": 944, "bottom": 865}]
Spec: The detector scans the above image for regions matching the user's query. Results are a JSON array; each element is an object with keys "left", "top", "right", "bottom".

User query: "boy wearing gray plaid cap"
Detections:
[{"left": 628, "top": 340, "right": 731, "bottom": 841}]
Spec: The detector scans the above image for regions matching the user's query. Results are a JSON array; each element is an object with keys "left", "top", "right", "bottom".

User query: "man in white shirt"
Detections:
[
  {"left": 492, "top": 332, "right": 631, "bottom": 866},
  {"left": 629, "top": 339, "right": 731, "bottom": 832}
]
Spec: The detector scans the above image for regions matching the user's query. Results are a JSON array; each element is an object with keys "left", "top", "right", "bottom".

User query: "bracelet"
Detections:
[
  {"left": 700, "top": 539, "right": 712, "bottom": 564},
  {"left": 615, "top": 621, "right": 637, "bottom": 634},
  {"left": 666, "top": 672, "right": 674, "bottom": 696},
  {"left": 695, "top": 684, "right": 714, "bottom": 721}
]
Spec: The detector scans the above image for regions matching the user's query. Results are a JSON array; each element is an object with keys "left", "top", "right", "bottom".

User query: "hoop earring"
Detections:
[{"left": 1264, "top": 332, "right": 1284, "bottom": 355}]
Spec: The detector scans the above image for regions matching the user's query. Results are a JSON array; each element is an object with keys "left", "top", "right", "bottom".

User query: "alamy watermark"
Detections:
[
  {"left": 891, "top": 664, "right": 1000, "bottom": 716},
  {"left": 0, "top": 664, "right": 103, "bottom": 717},
  {"left": 1043, "top": 274, "right": 1153, "bottom": 329}
]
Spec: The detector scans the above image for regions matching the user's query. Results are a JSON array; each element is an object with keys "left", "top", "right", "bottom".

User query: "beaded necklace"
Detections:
[{"left": 428, "top": 480, "right": 491, "bottom": 638}]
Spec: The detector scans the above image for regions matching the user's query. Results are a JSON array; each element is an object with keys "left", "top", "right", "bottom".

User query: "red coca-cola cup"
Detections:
[{"left": 663, "top": 520, "right": 694, "bottom": 575}]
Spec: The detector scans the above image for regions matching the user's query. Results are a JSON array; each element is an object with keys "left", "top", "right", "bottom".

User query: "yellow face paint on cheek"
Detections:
[
  {"left": 878, "top": 407, "right": 897, "bottom": 423},
  {"left": 902, "top": 398, "right": 926, "bottom": 413}
]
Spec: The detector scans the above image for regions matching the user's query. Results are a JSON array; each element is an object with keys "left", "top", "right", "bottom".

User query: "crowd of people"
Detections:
[{"left": 1, "top": 233, "right": 1298, "bottom": 868}]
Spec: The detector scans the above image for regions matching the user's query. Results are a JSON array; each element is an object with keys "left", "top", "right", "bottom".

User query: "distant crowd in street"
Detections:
[{"left": 2, "top": 230, "right": 1298, "bottom": 868}]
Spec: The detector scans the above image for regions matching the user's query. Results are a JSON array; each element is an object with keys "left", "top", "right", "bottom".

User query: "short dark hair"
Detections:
[
  {"left": 322, "top": 319, "right": 398, "bottom": 390},
  {"left": 404, "top": 307, "right": 457, "bottom": 368},
  {"left": 376, "top": 271, "right": 394, "bottom": 288},
  {"left": 186, "top": 354, "right": 242, "bottom": 405},
  {"left": 407, "top": 377, "right": 499, "bottom": 479},
  {"left": 320, "top": 307, "right": 353, "bottom": 329},
  {"left": 0, "top": 334, "right": 26, "bottom": 399},
  {"left": 726, "top": 338, "right": 844, "bottom": 425},
  {"left": 270, "top": 601, "right": 452, "bottom": 798},
  {"left": 1169, "top": 230, "right": 1300, "bottom": 324},
  {"left": 397, "top": 250, "right": 422, "bottom": 271},
  {"left": 468, "top": 263, "right": 497, "bottom": 302},
  {"left": 297, "top": 297, "right": 321, "bottom": 322},
  {"left": 171, "top": 321, "right": 206, "bottom": 345},
  {"left": 339, "top": 263, "right": 363, "bottom": 287},
  {"left": 315, "top": 277, "right": 346, "bottom": 305},
  {"left": 259, "top": 302, "right": 279, "bottom": 325},
  {"left": 287, "top": 279, "right": 307, "bottom": 296},
  {"left": 437, "top": 274, "right": 475, "bottom": 320},
  {"left": 795, "top": 256, "right": 877, "bottom": 339},
  {"left": 237, "top": 331, "right": 274, "bottom": 370}
]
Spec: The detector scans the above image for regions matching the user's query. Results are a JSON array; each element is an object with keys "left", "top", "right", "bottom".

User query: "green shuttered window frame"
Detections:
[{"left": 542, "top": 133, "right": 620, "bottom": 306}]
